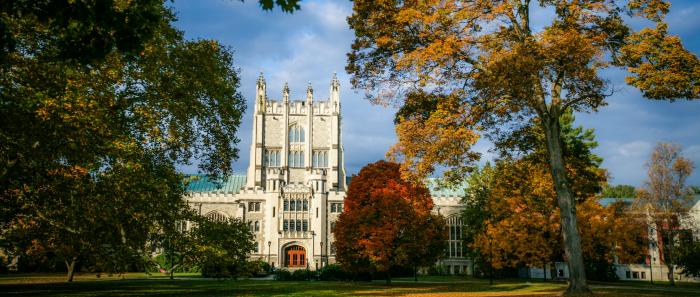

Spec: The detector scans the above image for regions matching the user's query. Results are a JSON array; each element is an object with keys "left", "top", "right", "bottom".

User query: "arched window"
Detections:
[
  {"left": 295, "top": 219, "right": 302, "bottom": 232},
  {"left": 323, "top": 151, "right": 328, "bottom": 167},
  {"left": 205, "top": 211, "right": 226, "bottom": 222},
  {"left": 284, "top": 199, "right": 289, "bottom": 211},
  {"left": 289, "top": 125, "right": 305, "bottom": 143},
  {"left": 330, "top": 242, "right": 336, "bottom": 255},
  {"left": 313, "top": 152, "right": 318, "bottom": 167},
  {"left": 303, "top": 200, "right": 308, "bottom": 211},
  {"left": 300, "top": 153, "right": 304, "bottom": 167},
  {"left": 254, "top": 221, "right": 260, "bottom": 232},
  {"left": 290, "top": 200, "right": 296, "bottom": 211}
]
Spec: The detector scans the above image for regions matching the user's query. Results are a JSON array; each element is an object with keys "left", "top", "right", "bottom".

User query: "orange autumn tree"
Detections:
[
  {"left": 334, "top": 161, "right": 447, "bottom": 284},
  {"left": 478, "top": 160, "right": 646, "bottom": 281},
  {"left": 347, "top": 0, "right": 699, "bottom": 293},
  {"left": 466, "top": 113, "right": 644, "bottom": 281}
]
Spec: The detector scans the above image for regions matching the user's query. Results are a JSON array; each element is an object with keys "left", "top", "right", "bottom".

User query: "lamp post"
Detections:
[
  {"left": 268, "top": 241, "right": 272, "bottom": 273},
  {"left": 648, "top": 255, "right": 654, "bottom": 284},
  {"left": 311, "top": 231, "right": 316, "bottom": 270},
  {"left": 320, "top": 241, "right": 324, "bottom": 268}
]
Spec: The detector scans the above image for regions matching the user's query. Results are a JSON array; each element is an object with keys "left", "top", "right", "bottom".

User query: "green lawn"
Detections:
[{"left": 1, "top": 273, "right": 699, "bottom": 296}]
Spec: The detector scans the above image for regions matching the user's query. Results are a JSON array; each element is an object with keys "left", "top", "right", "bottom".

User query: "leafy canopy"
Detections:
[{"left": 334, "top": 161, "right": 447, "bottom": 279}]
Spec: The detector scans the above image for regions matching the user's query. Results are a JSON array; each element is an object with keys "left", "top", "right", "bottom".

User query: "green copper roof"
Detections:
[
  {"left": 426, "top": 178, "right": 467, "bottom": 198},
  {"left": 185, "top": 174, "right": 247, "bottom": 194}
]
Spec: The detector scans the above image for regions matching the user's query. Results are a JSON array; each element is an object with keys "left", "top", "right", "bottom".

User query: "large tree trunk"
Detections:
[
  {"left": 65, "top": 256, "right": 77, "bottom": 282},
  {"left": 542, "top": 114, "right": 591, "bottom": 295}
]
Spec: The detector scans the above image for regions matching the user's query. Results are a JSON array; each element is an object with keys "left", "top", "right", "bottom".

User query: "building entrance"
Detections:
[{"left": 285, "top": 245, "right": 306, "bottom": 268}]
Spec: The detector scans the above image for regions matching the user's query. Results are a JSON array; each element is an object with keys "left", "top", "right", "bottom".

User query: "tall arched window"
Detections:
[
  {"left": 289, "top": 125, "right": 305, "bottom": 143},
  {"left": 254, "top": 221, "right": 260, "bottom": 232},
  {"left": 447, "top": 216, "right": 464, "bottom": 258}
]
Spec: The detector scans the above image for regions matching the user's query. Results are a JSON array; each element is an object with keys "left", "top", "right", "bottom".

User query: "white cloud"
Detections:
[
  {"left": 306, "top": 1, "right": 351, "bottom": 31},
  {"left": 616, "top": 141, "right": 652, "bottom": 158}
]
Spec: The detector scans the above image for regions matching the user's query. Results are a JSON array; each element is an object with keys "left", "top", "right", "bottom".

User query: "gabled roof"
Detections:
[{"left": 185, "top": 174, "right": 247, "bottom": 194}]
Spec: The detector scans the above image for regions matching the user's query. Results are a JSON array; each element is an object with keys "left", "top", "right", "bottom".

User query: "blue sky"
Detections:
[{"left": 171, "top": 0, "right": 700, "bottom": 187}]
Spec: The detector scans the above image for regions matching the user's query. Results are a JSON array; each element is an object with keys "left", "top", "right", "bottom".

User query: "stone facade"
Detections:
[{"left": 185, "top": 74, "right": 471, "bottom": 272}]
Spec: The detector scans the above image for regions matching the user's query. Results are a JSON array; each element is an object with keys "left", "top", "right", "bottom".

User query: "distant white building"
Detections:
[
  {"left": 184, "top": 74, "right": 471, "bottom": 272},
  {"left": 524, "top": 197, "right": 700, "bottom": 282}
]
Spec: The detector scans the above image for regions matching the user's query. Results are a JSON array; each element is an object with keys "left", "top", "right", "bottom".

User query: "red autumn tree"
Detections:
[{"left": 334, "top": 161, "right": 447, "bottom": 284}]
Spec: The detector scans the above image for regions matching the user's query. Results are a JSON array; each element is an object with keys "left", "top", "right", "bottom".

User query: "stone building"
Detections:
[{"left": 185, "top": 74, "right": 471, "bottom": 273}]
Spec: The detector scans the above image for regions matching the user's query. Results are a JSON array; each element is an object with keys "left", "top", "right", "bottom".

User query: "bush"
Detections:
[
  {"left": 318, "top": 264, "right": 350, "bottom": 281},
  {"left": 152, "top": 254, "right": 200, "bottom": 273},
  {"left": 201, "top": 261, "right": 232, "bottom": 278},
  {"left": 274, "top": 269, "right": 292, "bottom": 281},
  {"left": 291, "top": 268, "right": 314, "bottom": 280},
  {"left": 245, "top": 259, "right": 271, "bottom": 277},
  {"left": 428, "top": 264, "right": 448, "bottom": 276},
  {"left": 586, "top": 261, "right": 618, "bottom": 281}
]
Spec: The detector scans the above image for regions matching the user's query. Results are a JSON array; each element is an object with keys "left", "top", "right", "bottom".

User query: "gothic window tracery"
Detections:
[
  {"left": 289, "top": 125, "right": 305, "bottom": 143},
  {"left": 205, "top": 211, "right": 227, "bottom": 222},
  {"left": 447, "top": 216, "right": 465, "bottom": 258}
]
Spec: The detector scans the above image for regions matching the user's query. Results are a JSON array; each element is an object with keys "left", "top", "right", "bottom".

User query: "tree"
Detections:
[
  {"left": 689, "top": 185, "right": 700, "bottom": 195},
  {"left": 334, "top": 161, "right": 447, "bottom": 284},
  {"left": 2, "top": 154, "right": 189, "bottom": 281},
  {"left": 676, "top": 236, "right": 700, "bottom": 278},
  {"left": 347, "top": 1, "right": 699, "bottom": 294},
  {"left": 0, "top": 0, "right": 301, "bottom": 64},
  {"left": 461, "top": 164, "right": 496, "bottom": 283},
  {"left": 636, "top": 142, "right": 695, "bottom": 286},
  {"left": 460, "top": 111, "right": 642, "bottom": 283},
  {"left": 0, "top": 5, "right": 246, "bottom": 281},
  {"left": 149, "top": 215, "right": 255, "bottom": 279},
  {"left": 602, "top": 185, "right": 637, "bottom": 198}
]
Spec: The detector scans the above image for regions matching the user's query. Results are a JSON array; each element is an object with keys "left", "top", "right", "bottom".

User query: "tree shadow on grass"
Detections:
[{"left": 0, "top": 279, "right": 568, "bottom": 297}]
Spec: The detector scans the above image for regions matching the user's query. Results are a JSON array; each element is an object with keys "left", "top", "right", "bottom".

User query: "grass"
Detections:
[{"left": 0, "top": 273, "right": 699, "bottom": 296}]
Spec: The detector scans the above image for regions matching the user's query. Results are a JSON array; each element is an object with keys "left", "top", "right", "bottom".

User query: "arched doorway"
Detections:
[{"left": 284, "top": 245, "right": 306, "bottom": 268}]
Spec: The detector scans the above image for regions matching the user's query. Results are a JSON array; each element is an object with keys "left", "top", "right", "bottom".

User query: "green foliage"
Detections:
[
  {"left": 0, "top": 0, "right": 167, "bottom": 64},
  {"left": 318, "top": 264, "right": 351, "bottom": 281},
  {"left": 273, "top": 269, "right": 292, "bottom": 281},
  {"left": 256, "top": 0, "right": 301, "bottom": 13},
  {"left": 689, "top": 185, "right": 700, "bottom": 195},
  {"left": 427, "top": 264, "right": 449, "bottom": 276},
  {"left": 291, "top": 269, "right": 315, "bottom": 281},
  {"left": 0, "top": 1, "right": 246, "bottom": 282},
  {"left": 602, "top": 185, "right": 637, "bottom": 198},
  {"left": 461, "top": 163, "right": 495, "bottom": 263},
  {"left": 677, "top": 236, "right": 700, "bottom": 277},
  {"left": 152, "top": 254, "right": 200, "bottom": 274},
  {"left": 245, "top": 259, "right": 271, "bottom": 277},
  {"left": 190, "top": 217, "right": 255, "bottom": 279}
]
